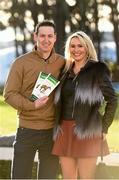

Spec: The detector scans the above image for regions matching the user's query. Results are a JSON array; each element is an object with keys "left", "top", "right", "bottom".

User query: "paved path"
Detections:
[
  {"left": 97, "top": 152, "right": 119, "bottom": 166},
  {"left": 0, "top": 147, "right": 119, "bottom": 166},
  {"left": 0, "top": 147, "right": 38, "bottom": 161}
]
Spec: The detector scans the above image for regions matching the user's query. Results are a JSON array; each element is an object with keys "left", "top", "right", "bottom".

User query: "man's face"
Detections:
[{"left": 34, "top": 26, "right": 56, "bottom": 53}]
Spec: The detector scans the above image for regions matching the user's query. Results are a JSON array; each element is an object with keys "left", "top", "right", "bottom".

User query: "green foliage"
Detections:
[
  {"left": 114, "top": 98, "right": 119, "bottom": 120},
  {"left": 0, "top": 160, "right": 37, "bottom": 179},
  {"left": 104, "top": 62, "right": 119, "bottom": 82},
  {"left": 112, "top": 64, "right": 119, "bottom": 82},
  {"left": 0, "top": 160, "right": 11, "bottom": 179},
  {"left": 95, "top": 164, "right": 119, "bottom": 179}
]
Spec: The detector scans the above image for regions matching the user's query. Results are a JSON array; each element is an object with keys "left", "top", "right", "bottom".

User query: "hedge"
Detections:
[{"left": 0, "top": 160, "right": 37, "bottom": 179}]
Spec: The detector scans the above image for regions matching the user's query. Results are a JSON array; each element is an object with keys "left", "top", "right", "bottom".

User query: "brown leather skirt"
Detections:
[{"left": 52, "top": 120, "right": 109, "bottom": 158}]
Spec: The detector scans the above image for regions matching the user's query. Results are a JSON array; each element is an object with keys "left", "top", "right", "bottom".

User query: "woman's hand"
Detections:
[{"left": 34, "top": 96, "right": 49, "bottom": 109}]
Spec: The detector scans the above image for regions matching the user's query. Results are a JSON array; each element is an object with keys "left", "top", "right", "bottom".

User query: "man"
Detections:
[{"left": 4, "top": 20, "right": 65, "bottom": 179}]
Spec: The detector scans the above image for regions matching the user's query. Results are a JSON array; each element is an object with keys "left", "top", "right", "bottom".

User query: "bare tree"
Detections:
[
  {"left": 109, "top": 0, "right": 119, "bottom": 64},
  {"left": 0, "top": 0, "right": 118, "bottom": 63}
]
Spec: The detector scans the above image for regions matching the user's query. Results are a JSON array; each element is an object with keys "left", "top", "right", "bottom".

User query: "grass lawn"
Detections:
[
  {"left": 0, "top": 96, "right": 17, "bottom": 135},
  {"left": 0, "top": 95, "right": 119, "bottom": 152}
]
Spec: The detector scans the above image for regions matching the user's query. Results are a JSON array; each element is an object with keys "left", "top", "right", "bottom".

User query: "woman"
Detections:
[{"left": 52, "top": 31, "right": 117, "bottom": 179}]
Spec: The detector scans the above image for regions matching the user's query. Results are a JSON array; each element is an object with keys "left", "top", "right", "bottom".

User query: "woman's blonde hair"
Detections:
[{"left": 64, "top": 31, "right": 98, "bottom": 71}]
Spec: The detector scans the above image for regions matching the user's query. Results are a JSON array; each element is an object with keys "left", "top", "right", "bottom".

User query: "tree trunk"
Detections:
[
  {"left": 110, "top": 0, "right": 119, "bottom": 64},
  {"left": 53, "top": 0, "right": 66, "bottom": 54}
]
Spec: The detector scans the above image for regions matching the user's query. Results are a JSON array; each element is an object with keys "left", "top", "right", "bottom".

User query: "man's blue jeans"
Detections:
[{"left": 11, "top": 127, "right": 59, "bottom": 179}]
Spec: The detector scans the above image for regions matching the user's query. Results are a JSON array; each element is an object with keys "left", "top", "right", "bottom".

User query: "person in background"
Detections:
[
  {"left": 52, "top": 31, "right": 117, "bottom": 179},
  {"left": 4, "top": 20, "right": 65, "bottom": 179}
]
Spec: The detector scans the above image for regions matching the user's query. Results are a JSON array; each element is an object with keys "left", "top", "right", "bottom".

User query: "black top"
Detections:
[{"left": 61, "top": 70, "right": 76, "bottom": 120}]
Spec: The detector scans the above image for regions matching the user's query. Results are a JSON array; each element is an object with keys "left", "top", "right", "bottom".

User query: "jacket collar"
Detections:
[
  {"left": 70, "top": 60, "right": 97, "bottom": 72},
  {"left": 33, "top": 46, "right": 56, "bottom": 64}
]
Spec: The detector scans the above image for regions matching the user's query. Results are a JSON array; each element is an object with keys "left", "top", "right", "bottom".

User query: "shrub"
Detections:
[{"left": 0, "top": 160, "right": 37, "bottom": 179}]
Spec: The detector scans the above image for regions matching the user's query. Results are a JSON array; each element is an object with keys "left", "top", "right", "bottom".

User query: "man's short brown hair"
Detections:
[{"left": 35, "top": 20, "right": 56, "bottom": 34}]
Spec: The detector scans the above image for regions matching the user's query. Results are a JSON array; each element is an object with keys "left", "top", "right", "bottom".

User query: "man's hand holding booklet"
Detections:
[{"left": 30, "top": 72, "right": 60, "bottom": 101}]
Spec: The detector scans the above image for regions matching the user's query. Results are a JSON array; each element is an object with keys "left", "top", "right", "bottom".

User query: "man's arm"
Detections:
[{"left": 3, "top": 61, "right": 48, "bottom": 111}]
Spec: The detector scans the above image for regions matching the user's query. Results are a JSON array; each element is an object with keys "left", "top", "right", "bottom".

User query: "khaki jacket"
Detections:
[{"left": 4, "top": 48, "right": 65, "bottom": 130}]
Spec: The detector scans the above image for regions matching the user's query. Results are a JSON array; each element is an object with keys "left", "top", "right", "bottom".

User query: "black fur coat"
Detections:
[{"left": 54, "top": 60, "right": 117, "bottom": 139}]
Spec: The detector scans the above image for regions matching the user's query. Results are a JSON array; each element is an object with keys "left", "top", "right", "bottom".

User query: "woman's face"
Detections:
[{"left": 69, "top": 37, "right": 87, "bottom": 63}]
